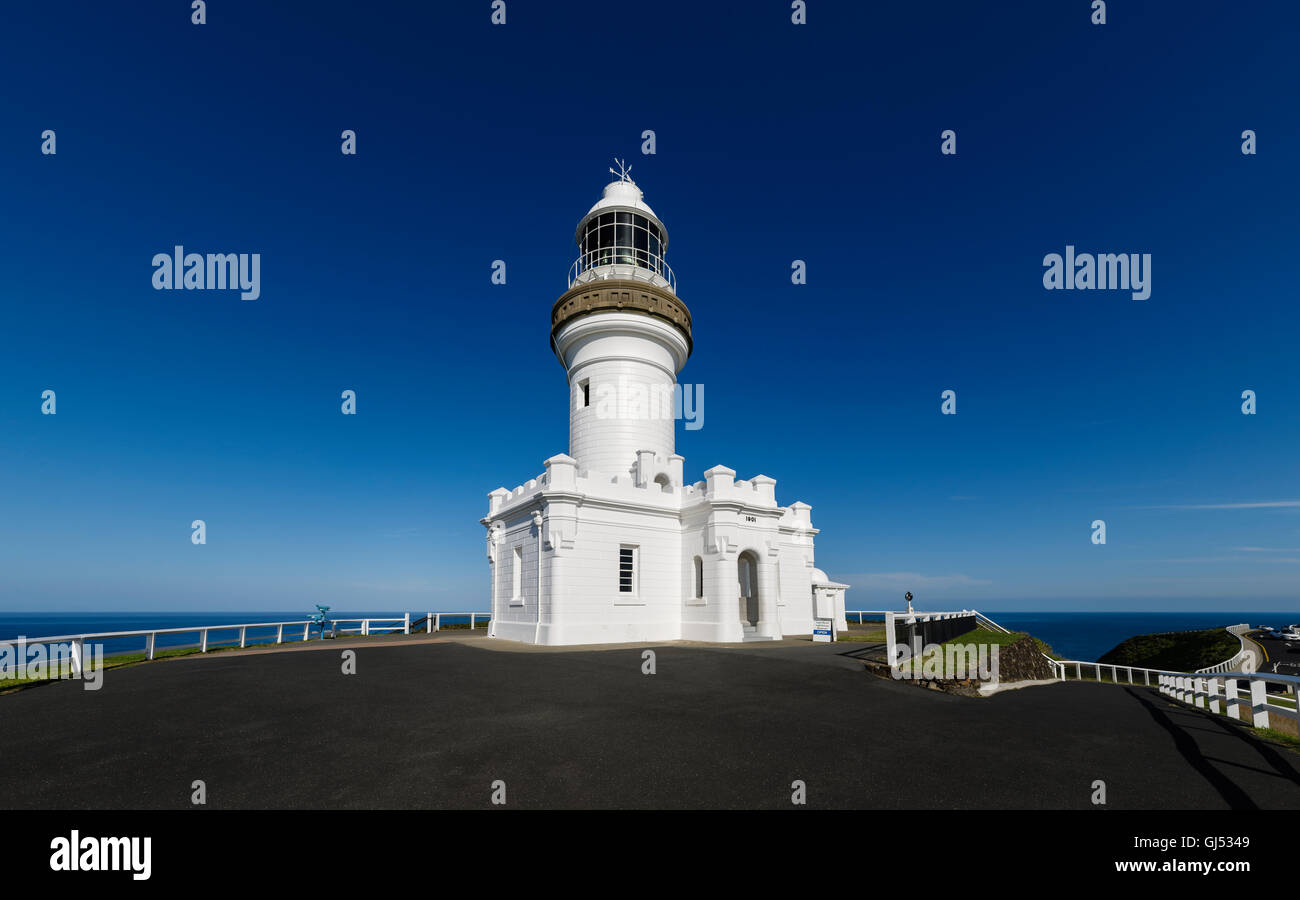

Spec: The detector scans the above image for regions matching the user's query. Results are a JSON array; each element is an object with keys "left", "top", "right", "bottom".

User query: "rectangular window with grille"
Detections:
[{"left": 619, "top": 545, "right": 637, "bottom": 594}]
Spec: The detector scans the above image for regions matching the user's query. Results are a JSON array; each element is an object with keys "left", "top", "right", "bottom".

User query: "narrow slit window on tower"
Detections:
[
  {"left": 619, "top": 545, "right": 637, "bottom": 594},
  {"left": 512, "top": 545, "right": 523, "bottom": 602},
  {"left": 579, "top": 379, "right": 590, "bottom": 408},
  {"left": 694, "top": 556, "right": 704, "bottom": 599}
]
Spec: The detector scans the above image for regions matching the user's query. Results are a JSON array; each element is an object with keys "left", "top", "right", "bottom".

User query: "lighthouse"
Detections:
[
  {"left": 482, "top": 164, "right": 848, "bottom": 646},
  {"left": 554, "top": 163, "right": 691, "bottom": 479}
]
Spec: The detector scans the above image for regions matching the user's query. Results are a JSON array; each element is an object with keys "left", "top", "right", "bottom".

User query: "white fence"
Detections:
[
  {"left": 883, "top": 609, "right": 983, "bottom": 670},
  {"left": 330, "top": 612, "right": 487, "bottom": 635},
  {"left": 1196, "top": 624, "right": 1254, "bottom": 673},
  {"left": 4, "top": 611, "right": 494, "bottom": 670},
  {"left": 844, "top": 610, "right": 895, "bottom": 624},
  {"left": 1047, "top": 624, "right": 1258, "bottom": 683},
  {"left": 0, "top": 619, "right": 316, "bottom": 672},
  {"left": 1157, "top": 670, "right": 1300, "bottom": 727},
  {"left": 331, "top": 615, "right": 410, "bottom": 636},
  {"left": 1051, "top": 658, "right": 1193, "bottom": 686},
  {"left": 846, "top": 608, "right": 1010, "bottom": 633}
]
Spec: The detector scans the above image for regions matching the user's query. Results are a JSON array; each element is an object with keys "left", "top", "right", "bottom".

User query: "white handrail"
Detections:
[
  {"left": 1156, "top": 670, "right": 1300, "bottom": 723},
  {"left": 0, "top": 619, "right": 318, "bottom": 662},
  {"left": 4, "top": 611, "right": 495, "bottom": 663},
  {"left": 1196, "top": 624, "right": 1253, "bottom": 673},
  {"left": 844, "top": 610, "right": 895, "bottom": 624},
  {"left": 7, "top": 620, "right": 313, "bottom": 644}
]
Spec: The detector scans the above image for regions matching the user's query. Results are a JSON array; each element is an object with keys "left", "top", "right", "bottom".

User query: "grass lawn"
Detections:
[
  {"left": 1097, "top": 626, "right": 1241, "bottom": 673},
  {"left": 0, "top": 645, "right": 239, "bottom": 695},
  {"left": 892, "top": 626, "right": 1054, "bottom": 677}
]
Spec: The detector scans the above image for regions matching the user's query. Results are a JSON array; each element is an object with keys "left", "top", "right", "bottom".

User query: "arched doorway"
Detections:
[{"left": 738, "top": 551, "right": 759, "bottom": 629}]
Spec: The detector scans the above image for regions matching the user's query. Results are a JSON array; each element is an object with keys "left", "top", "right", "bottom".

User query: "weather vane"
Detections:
[{"left": 609, "top": 158, "right": 633, "bottom": 183}]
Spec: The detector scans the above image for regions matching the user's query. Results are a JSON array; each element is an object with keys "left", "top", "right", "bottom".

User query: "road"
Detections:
[
  {"left": 1247, "top": 627, "right": 1300, "bottom": 678},
  {"left": 2, "top": 634, "right": 1298, "bottom": 809}
]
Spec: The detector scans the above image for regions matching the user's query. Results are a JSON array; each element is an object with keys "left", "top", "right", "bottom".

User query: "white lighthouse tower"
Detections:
[
  {"left": 482, "top": 165, "right": 848, "bottom": 646},
  {"left": 555, "top": 161, "right": 691, "bottom": 480}
]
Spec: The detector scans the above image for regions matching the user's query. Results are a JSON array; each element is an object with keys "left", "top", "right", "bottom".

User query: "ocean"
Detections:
[
  {"left": 982, "top": 611, "right": 1298, "bottom": 662},
  {"left": 0, "top": 610, "right": 1294, "bottom": 663}
]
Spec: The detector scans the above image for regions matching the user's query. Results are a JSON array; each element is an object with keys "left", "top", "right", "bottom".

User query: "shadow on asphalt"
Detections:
[
  {"left": 835, "top": 644, "right": 886, "bottom": 662},
  {"left": 1124, "top": 687, "right": 1300, "bottom": 809}
]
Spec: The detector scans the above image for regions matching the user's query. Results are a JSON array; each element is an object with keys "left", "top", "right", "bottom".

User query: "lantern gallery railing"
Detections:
[{"left": 568, "top": 254, "right": 676, "bottom": 293}]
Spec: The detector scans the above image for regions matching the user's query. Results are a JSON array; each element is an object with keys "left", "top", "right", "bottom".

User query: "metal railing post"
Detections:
[
  {"left": 201, "top": 629, "right": 209, "bottom": 653},
  {"left": 70, "top": 639, "right": 84, "bottom": 677},
  {"left": 1250, "top": 679, "right": 1270, "bottom": 727},
  {"left": 146, "top": 632, "right": 156, "bottom": 661},
  {"left": 426, "top": 612, "right": 432, "bottom": 634},
  {"left": 470, "top": 613, "right": 475, "bottom": 630},
  {"left": 1208, "top": 678, "right": 1220, "bottom": 714},
  {"left": 435, "top": 613, "right": 441, "bottom": 632},
  {"left": 404, "top": 613, "right": 410, "bottom": 635},
  {"left": 239, "top": 626, "right": 247, "bottom": 649},
  {"left": 276, "top": 624, "right": 284, "bottom": 645}
]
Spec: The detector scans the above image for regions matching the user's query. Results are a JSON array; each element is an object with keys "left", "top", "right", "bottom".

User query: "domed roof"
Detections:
[
  {"left": 811, "top": 568, "right": 829, "bottom": 583},
  {"left": 584, "top": 179, "right": 660, "bottom": 220},
  {"left": 575, "top": 177, "right": 669, "bottom": 249}
]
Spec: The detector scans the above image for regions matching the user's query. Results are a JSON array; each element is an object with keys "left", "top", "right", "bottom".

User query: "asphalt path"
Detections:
[
  {"left": 1248, "top": 629, "right": 1300, "bottom": 678},
  {"left": 3, "top": 636, "right": 1299, "bottom": 809}
]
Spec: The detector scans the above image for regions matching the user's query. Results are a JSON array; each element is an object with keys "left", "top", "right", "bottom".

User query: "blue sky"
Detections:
[{"left": 1, "top": 1, "right": 1298, "bottom": 613}]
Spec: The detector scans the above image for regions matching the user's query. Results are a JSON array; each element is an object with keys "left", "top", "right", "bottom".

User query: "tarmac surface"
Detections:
[
  {"left": 3, "top": 632, "right": 1299, "bottom": 809},
  {"left": 1249, "top": 628, "right": 1300, "bottom": 678}
]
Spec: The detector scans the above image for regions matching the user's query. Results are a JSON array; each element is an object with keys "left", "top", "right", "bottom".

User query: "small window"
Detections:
[
  {"left": 694, "top": 556, "right": 703, "bottom": 599},
  {"left": 579, "top": 379, "right": 590, "bottom": 408},
  {"left": 619, "top": 545, "right": 637, "bottom": 594},
  {"left": 512, "top": 546, "right": 523, "bottom": 600}
]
